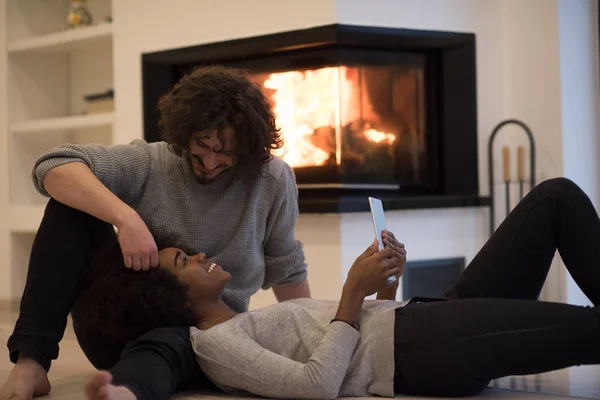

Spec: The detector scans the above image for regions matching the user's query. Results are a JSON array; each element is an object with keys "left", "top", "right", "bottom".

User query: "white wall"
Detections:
[
  {"left": 558, "top": 0, "right": 599, "bottom": 306},
  {"left": 503, "top": 0, "right": 563, "bottom": 183},
  {"left": 112, "top": 0, "right": 337, "bottom": 145},
  {"left": 0, "top": 0, "right": 9, "bottom": 299},
  {"left": 110, "top": 0, "right": 600, "bottom": 308}
]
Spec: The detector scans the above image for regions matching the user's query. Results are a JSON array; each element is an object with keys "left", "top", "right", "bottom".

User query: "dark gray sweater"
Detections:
[
  {"left": 191, "top": 298, "right": 406, "bottom": 399},
  {"left": 32, "top": 139, "right": 307, "bottom": 312}
]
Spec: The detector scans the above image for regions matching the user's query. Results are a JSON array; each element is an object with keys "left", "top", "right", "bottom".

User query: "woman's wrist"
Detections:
[{"left": 334, "top": 283, "right": 365, "bottom": 327}]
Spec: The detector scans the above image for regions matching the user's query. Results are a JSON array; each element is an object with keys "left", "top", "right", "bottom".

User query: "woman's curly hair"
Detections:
[
  {"left": 158, "top": 65, "right": 284, "bottom": 182},
  {"left": 72, "top": 244, "right": 194, "bottom": 344}
]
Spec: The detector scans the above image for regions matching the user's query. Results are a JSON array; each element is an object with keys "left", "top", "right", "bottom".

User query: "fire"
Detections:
[
  {"left": 365, "top": 129, "right": 396, "bottom": 144},
  {"left": 262, "top": 66, "right": 396, "bottom": 167}
]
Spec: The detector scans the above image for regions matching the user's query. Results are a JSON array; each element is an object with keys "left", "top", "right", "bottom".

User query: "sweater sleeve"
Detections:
[
  {"left": 193, "top": 321, "right": 360, "bottom": 400},
  {"left": 32, "top": 139, "right": 153, "bottom": 207},
  {"left": 261, "top": 162, "right": 307, "bottom": 288}
]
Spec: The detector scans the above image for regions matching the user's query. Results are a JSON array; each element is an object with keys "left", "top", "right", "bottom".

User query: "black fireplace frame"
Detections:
[{"left": 142, "top": 24, "right": 488, "bottom": 212}]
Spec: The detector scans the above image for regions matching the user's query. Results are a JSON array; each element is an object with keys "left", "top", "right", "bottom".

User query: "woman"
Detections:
[{"left": 82, "top": 177, "right": 600, "bottom": 400}]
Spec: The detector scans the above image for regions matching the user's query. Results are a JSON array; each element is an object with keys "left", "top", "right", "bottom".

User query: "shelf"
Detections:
[
  {"left": 12, "top": 112, "right": 115, "bottom": 135},
  {"left": 8, "top": 23, "right": 113, "bottom": 54},
  {"left": 9, "top": 204, "right": 46, "bottom": 233}
]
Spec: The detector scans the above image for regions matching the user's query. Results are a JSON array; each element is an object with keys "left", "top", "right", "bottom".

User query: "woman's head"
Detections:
[
  {"left": 158, "top": 65, "right": 284, "bottom": 184},
  {"left": 157, "top": 247, "right": 231, "bottom": 304},
  {"left": 74, "top": 246, "right": 230, "bottom": 343}
]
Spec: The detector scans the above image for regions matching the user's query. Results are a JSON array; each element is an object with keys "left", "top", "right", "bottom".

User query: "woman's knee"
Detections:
[{"left": 533, "top": 177, "right": 586, "bottom": 200}]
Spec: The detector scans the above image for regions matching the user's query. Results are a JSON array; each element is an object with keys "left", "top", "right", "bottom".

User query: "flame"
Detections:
[
  {"left": 365, "top": 129, "right": 396, "bottom": 144},
  {"left": 263, "top": 66, "right": 396, "bottom": 167}
]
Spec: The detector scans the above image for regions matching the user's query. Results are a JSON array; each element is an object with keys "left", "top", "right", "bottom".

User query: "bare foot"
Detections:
[
  {"left": 0, "top": 357, "right": 51, "bottom": 400},
  {"left": 84, "top": 371, "right": 136, "bottom": 400}
]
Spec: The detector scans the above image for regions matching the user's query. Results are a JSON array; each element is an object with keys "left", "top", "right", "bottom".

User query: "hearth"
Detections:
[{"left": 142, "top": 24, "right": 487, "bottom": 212}]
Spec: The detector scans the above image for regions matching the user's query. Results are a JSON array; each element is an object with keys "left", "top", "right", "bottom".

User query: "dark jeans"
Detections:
[
  {"left": 7, "top": 199, "right": 213, "bottom": 400},
  {"left": 393, "top": 177, "right": 600, "bottom": 397}
]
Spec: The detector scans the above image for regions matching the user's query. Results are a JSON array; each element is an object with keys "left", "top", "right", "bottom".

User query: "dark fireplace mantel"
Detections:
[
  {"left": 141, "top": 24, "right": 489, "bottom": 213},
  {"left": 298, "top": 191, "right": 489, "bottom": 213}
]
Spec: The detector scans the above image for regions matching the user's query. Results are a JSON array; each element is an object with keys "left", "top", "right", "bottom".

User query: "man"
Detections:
[{"left": 0, "top": 66, "right": 310, "bottom": 400}]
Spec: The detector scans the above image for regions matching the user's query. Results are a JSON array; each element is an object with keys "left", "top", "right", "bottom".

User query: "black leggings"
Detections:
[
  {"left": 393, "top": 177, "right": 600, "bottom": 396},
  {"left": 7, "top": 199, "right": 213, "bottom": 400}
]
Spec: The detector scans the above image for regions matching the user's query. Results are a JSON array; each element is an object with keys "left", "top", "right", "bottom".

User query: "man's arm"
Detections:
[
  {"left": 35, "top": 140, "right": 160, "bottom": 269},
  {"left": 262, "top": 161, "right": 310, "bottom": 300},
  {"left": 33, "top": 140, "right": 152, "bottom": 204},
  {"left": 44, "top": 162, "right": 135, "bottom": 228},
  {"left": 272, "top": 279, "right": 311, "bottom": 302}
]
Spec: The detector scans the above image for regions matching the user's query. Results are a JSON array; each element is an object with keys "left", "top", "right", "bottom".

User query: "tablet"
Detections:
[{"left": 368, "top": 197, "right": 396, "bottom": 283}]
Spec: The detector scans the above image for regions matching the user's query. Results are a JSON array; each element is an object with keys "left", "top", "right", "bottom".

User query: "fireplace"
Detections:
[
  {"left": 142, "top": 25, "right": 485, "bottom": 212},
  {"left": 249, "top": 59, "right": 427, "bottom": 190}
]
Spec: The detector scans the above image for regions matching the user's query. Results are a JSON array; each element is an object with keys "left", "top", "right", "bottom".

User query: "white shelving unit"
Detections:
[
  {"left": 12, "top": 112, "right": 115, "bottom": 135},
  {"left": 2, "top": 0, "right": 115, "bottom": 301},
  {"left": 8, "top": 204, "right": 47, "bottom": 233},
  {"left": 8, "top": 22, "right": 112, "bottom": 54}
]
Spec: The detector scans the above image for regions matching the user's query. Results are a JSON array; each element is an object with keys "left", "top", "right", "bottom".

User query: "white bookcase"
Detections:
[{"left": 2, "top": 0, "right": 114, "bottom": 301}]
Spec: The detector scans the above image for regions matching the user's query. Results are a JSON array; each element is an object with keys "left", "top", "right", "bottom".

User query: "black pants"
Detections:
[
  {"left": 7, "top": 199, "right": 213, "bottom": 400},
  {"left": 393, "top": 177, "right": 600, "bottom": 397}
]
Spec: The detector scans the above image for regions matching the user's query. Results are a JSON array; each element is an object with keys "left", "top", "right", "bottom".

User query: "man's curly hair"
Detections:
[
  {"left": 72, "top": 244, "right": 194, "bottom": 344},
  {"left": 158, "top": 65, "right": 284, "bottom": 182}
]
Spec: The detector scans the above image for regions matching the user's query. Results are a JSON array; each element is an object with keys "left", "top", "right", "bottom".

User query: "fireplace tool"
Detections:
[{"left": 487, "top": 119, "right": 536, "bottom": 237}]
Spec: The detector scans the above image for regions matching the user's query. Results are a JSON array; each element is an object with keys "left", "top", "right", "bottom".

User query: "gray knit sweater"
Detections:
[
  {"left": 191, "top": 298, "right": 407, "bottom": 399},
  {"left": 32, "top": 139, "right": 307, "bottom": 312}
]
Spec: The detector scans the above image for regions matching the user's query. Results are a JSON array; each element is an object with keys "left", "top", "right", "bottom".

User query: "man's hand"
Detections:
[{"left": 116, "top": 211, "right": 158, "bottom": 271}]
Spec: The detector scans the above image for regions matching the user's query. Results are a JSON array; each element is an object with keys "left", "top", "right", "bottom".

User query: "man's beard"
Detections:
[{"left": 187, "top": 155, "right": 230, "bottom": 185}]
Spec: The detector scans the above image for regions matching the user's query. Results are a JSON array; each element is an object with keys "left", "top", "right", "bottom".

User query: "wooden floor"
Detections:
[{"left": 0, "top": 307, "right": 598, "bottom": 400}]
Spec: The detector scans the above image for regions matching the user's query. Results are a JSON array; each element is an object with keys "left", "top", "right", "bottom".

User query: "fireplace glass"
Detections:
[{"left": 247, "top": 55, "right": 428, "bottom": 189}]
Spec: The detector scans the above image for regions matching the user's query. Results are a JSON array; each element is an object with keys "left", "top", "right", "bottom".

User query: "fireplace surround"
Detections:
[{"left": 142, "top": 24, "right": 489, "bottom": 212}]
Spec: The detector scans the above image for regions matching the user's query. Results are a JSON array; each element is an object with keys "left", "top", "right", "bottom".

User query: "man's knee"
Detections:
[
  {"left": 45, "top": 198, "right": 85, "bottom": 218},
  {"left": 121, "top": 326, "right": 193, "bottom": 361},
  {"left": 42, "top": 198, "right": 99, "bottom": 231}
]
